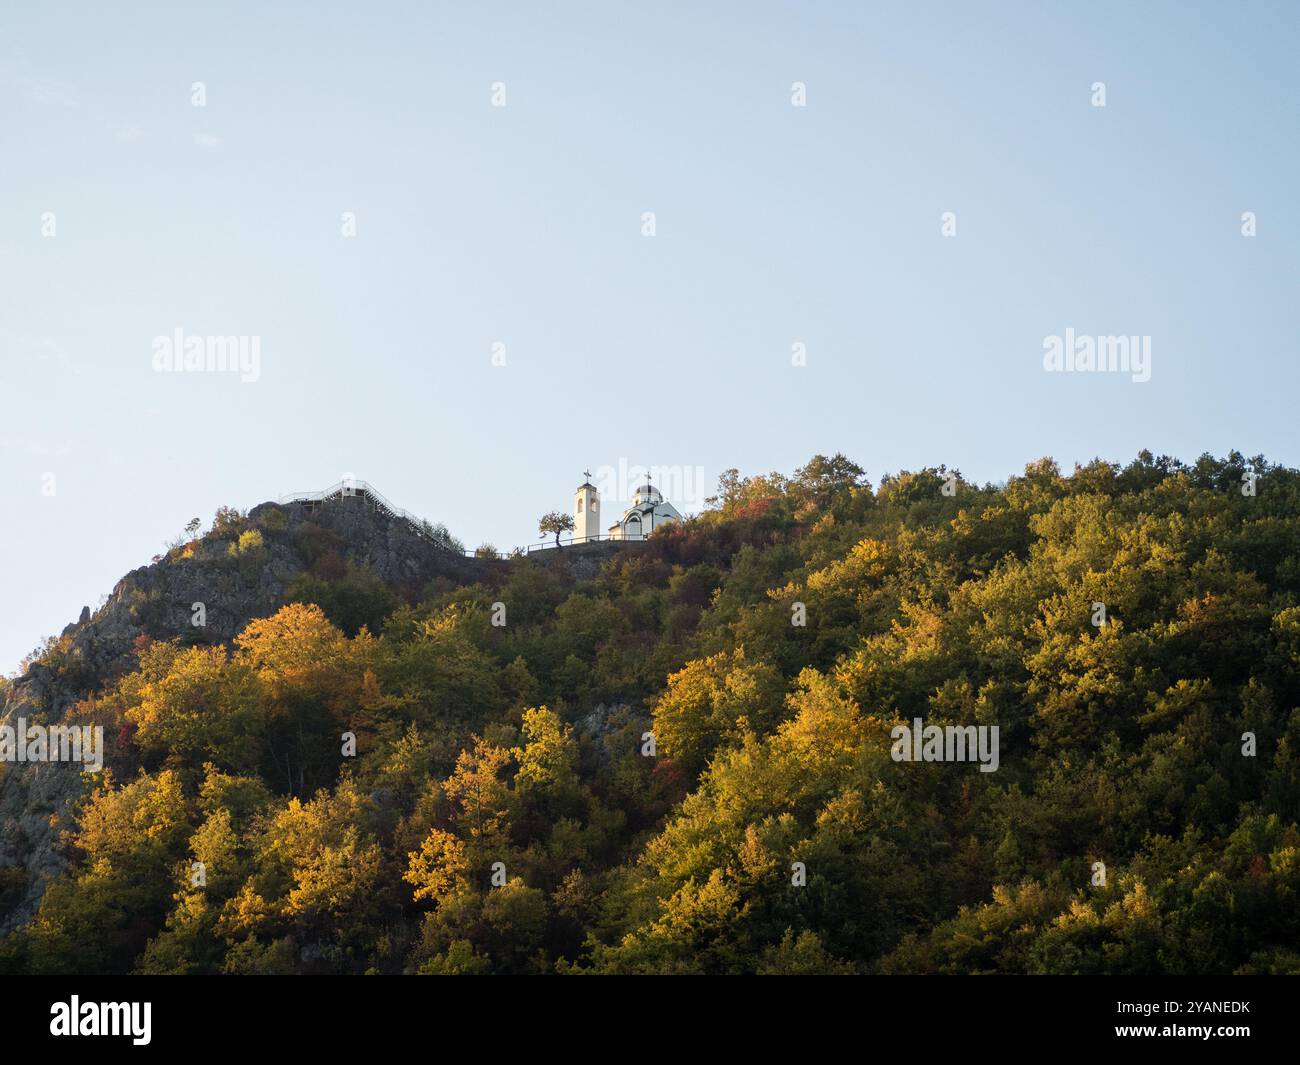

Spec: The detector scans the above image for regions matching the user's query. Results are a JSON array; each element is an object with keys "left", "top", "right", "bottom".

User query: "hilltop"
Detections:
[
  {"left": 0, "top": 489, "right": 623, "bottom": 930},
  {"left": 3, "top": 451, "right": 1300, "bottom": 975}
]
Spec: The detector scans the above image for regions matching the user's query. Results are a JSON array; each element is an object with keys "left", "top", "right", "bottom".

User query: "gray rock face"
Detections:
[
  {"left": 525, "top": 539, "right": 646, "bottom": 581},
  {"left": 0, "top": 494, "right": 496, "bottom": 932},
  {"left": 0, "top": 494, "right": 644, "bottom": 932}
]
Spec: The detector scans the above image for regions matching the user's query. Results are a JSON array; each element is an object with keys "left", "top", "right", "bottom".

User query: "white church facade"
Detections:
[{"left": 573, "top": 472, "right": 682, "bottom": 543}]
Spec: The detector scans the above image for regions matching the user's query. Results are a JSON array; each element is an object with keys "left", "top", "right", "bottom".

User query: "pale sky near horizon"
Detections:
[{"left": 2, "top": 1, "right": 1298, "bottom": 675}]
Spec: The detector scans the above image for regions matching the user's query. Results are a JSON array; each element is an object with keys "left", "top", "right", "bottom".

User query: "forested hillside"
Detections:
[{"left": 3, "top": 450, "right": 1299, "bottom": 974}]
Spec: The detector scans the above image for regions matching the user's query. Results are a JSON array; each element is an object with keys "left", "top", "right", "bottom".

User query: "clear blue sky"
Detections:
[{"left": 2, "top": 1, "right": 1298, "bottom": 674}]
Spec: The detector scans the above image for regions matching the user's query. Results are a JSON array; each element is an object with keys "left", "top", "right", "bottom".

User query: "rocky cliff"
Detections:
[{"left": 0, "top": 493, "right": 507, "bottom": 931}]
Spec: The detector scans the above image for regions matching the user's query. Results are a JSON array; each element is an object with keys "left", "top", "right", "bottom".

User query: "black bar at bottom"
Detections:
[{"left": 3, "top": 974, "right": 1291, "bottom": 1052}]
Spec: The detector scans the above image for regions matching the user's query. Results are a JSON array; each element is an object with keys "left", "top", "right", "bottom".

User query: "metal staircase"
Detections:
[{"left": 277, "top": 480, "right": 467, "bottom": 554}]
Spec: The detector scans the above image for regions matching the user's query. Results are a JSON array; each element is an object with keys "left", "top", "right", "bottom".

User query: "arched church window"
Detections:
[{"left": 578, "top": 498, "right": 583, "bottom": 512}]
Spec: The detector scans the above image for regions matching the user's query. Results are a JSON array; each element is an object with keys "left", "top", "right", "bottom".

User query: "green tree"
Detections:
[{"left": 538, "top": 511, "right": 574, "bottom": 548}]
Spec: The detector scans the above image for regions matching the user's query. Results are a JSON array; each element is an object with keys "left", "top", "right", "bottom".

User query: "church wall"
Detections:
[{"left": 574, "top": 485, "right": 601, "bottom": 542}]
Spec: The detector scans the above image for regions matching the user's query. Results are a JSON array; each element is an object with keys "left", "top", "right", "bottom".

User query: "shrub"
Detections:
[
  {"left": 259, "top": 507, "right": 288, "bottom": 532},
  {"left": 212, "top": 506, "right": 246, "bottom": 537},
  {"left": 228, "top": 529, "right": 265, "bottom": 558}
]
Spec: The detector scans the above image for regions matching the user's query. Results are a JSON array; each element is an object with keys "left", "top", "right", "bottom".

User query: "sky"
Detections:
[{"left": 2, "top": 1, "right": 1298, "bottom": 675}]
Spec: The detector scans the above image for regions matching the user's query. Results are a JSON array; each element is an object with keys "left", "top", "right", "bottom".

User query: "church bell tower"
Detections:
[{"left": 574, "top": 471, "right": 599, "bottom": 543}]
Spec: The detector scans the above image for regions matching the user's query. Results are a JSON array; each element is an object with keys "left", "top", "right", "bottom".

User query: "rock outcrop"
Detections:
[
  {"left": 0, "top": 493, "right": 503, "bottom": 931},
  {"left": 1, "top": 493, "right": 641, "bottom": 932}
]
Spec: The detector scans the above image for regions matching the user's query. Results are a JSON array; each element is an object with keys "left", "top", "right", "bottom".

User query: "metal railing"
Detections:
[
  {"left": 277, "top": 480, "right": 470, "bottom": 555},
  {"left": 521, "top": 533, "right": 639, "bottom": 554},
  {"left": 276, "top": 482, "right": 644, "bottom": 559}
]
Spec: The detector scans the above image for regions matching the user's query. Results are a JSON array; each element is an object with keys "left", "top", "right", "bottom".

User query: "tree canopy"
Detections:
[{"left": 4, "top": 450, "right": 1300, "bottom": 975}]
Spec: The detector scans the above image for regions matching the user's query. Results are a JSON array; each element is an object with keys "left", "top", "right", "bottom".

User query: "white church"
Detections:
[{"left": 573, "top": 471, "right": 682, "bottom": 543}]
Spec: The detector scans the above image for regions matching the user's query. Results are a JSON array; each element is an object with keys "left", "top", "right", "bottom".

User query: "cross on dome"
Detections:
[{"left": 571, "top": 465, "right": 681, "bottom": 545}]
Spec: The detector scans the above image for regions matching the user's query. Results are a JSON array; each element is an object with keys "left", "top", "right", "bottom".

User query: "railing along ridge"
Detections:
[
  {"left": 276, "top": 483, "right": 643, "bottom": 558},
  {"left": 277, "top": 480, "right": 466, "bottom": 554}
]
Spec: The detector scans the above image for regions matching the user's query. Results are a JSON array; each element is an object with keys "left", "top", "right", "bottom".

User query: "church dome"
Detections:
[{"left": 632, "top": 483, "right": 663, "bottom": 506}]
